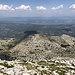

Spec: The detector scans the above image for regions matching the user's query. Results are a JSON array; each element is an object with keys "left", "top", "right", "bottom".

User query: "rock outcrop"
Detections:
[{"left": 0, "top": 57, "right": 75, "bottom": 75}]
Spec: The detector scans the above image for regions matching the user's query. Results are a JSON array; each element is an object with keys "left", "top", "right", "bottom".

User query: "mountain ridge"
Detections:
[
  {"left": 0, "top": 34, "right": 75, "bottom": 61},
  {"left": 9, "top": 34, "right": 75, "bottom": 61}
]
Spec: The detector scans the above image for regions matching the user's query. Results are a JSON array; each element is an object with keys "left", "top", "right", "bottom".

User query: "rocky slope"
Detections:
[
  {"left": 0, "top": 34, "right": 75, "bottom": 75},
  {"left": 0, "top": 57, "right": 75, "bottom": 75},
  {"left": 0, "top": 34, "right": 75, "bottom": 61},
  {"left": 9, "top": 34, "right": 75, "bottom": 61}
]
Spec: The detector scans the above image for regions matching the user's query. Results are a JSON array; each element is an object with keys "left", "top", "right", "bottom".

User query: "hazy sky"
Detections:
[{"left": 0, "top": 0, "right": 75, "bottom": 17}]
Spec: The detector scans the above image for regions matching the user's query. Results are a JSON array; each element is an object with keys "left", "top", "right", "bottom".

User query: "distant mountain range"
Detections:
[{"left": 0, "top": 16, "right": 75, "bottom": 25}]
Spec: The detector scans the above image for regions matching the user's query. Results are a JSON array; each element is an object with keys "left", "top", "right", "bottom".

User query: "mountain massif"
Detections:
[
  {"left": 0, "top": 34, "right": 75, "bottom": 61},
  {"left": 0, "top": 34, "right": 75, "bottom": 75}
]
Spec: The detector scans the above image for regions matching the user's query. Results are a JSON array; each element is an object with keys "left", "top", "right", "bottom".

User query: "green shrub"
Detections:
[{"left": 0, "top": 62, "right": 14, "bottom": 68}]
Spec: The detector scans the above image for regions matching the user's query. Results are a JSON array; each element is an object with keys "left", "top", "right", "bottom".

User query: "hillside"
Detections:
[
  {"left": 9, "top": 34, "right": 75, "bottom": 61},
  {"left": 0, "top": 34, "right": 75, "bottom": 75},
  {"left": 0, "top": 34, "right": 75, "bottom": 61}
]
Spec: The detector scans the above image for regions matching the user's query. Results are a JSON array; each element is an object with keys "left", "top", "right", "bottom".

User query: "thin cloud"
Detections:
[
  {"left": 0, "top": 4, "right": 14, "bottom": 10},
  {"left": 51, "top": 5, "right": 63, "bottom": 10},
  {"left": 36, "top": 6, "right": 47, "bottom": 10},
  {"left": 15, "top": 5, "right": 32, "bottom": 10}
]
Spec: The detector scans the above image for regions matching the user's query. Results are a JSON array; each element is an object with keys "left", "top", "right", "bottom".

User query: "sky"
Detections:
[{"left": 0, "top": 0, "right": 75, "bottom": 17}]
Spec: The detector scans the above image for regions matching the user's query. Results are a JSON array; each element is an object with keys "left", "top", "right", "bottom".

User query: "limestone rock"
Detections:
[
  {"left": 9, "top": 34, "right": 75, "bottom": 61},
  {"left": 0, "top": 34, "right": 75, "bottom": 61}
]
